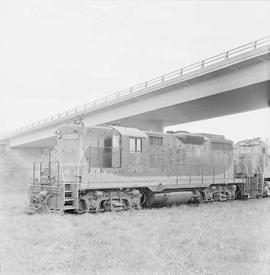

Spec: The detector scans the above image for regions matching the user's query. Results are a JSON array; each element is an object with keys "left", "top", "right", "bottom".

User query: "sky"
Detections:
[{"left": 0, "top": 0, "right": 269, "bottom": 142}]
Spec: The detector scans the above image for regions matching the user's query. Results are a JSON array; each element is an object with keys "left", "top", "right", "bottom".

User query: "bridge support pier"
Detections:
[{"left": 0, "top": 145, "right": 44, "bottom": 192}]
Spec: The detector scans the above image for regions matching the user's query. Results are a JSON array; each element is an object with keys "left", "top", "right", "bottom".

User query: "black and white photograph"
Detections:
[{"left": 0, "top": 1, "right": 270, "bottom": 274}]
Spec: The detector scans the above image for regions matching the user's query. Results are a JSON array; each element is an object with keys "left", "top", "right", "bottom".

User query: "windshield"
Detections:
[{"left": 236, "top": 145, "right": 261, "bottom": 154}]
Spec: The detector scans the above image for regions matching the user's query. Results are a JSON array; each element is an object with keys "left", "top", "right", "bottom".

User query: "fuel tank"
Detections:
[{"left": 145, "top": 191, "right": 193, "bottom": 207}]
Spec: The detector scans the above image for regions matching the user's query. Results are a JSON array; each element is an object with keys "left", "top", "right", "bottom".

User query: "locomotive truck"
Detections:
[{"left": 27, "top": 123, "right": 270, "bottom": 214}]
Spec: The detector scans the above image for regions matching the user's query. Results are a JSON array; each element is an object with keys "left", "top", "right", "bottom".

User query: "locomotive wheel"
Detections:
[
  {"left": 193, "top": 190, "right": 203, "bottom": 203},
  {"left": 235, "top": 185, "right": 242, "bottom": 199},
  {"left": 101, "top": 199, "right": 128, "bottom": 212},
  {"left": 213, "top": 193, "right": 220, "bottom": 201},
  {"left": 99, "top": 200, "right": 112, "bottom": 212},
  {"left": 77, "top": 200, "right": 86, "bottom": 214},
  {"left": 122, "top": 199, "right": 131, "bottom": 210}
]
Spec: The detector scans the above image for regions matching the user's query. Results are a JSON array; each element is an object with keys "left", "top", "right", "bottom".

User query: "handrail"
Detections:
[{"left": 1, "top": 36, "right": 270, "bottom": 140}]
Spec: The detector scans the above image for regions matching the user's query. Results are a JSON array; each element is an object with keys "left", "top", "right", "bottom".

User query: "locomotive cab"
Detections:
[
  {"left": 55, "top": 124, "right": 151, "bottom": 179},
  {"left": 235, "top": 138, "right": 268, "bottom": 177}
]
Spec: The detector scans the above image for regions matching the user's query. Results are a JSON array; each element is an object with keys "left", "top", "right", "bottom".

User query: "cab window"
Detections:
[
  {"left": 149, "top": 136, "right": 163, "bottom": 146},
  {"left": 130, "top": 137, "right": 142, "bottom": 153}
]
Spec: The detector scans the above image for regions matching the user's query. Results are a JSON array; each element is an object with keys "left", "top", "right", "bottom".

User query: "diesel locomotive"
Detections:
[
  {"left": 27, "top": 123, "right": 270, "bottom": 213},
  {"left": 235, "top": 138, "right": 269, "bottom": 179}
]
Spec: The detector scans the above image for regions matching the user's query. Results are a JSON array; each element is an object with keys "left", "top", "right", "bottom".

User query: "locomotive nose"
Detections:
[
  {"left": 236, "top": 153, "right": 262, "bottom": 177},
  {"left": 235, "top": 153, "right": 250, "bottom": 176}
]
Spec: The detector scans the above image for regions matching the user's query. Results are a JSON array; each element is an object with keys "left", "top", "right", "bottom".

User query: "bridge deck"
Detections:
[{"left": 1, "top": 36, "right": 269, "bottom": 141}]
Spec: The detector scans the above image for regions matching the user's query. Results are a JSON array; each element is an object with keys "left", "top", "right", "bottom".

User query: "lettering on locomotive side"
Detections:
[{"left": 128, "top": 165, "right": 144, "bottom": 173}]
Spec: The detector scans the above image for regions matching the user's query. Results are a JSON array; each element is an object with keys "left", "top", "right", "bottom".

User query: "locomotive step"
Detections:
[
  {"left": 63, "top": 205, "right": 76, "bottom": 211},
  {"left": 64, "top": 198, "right": 74, "bottom": 202},
  {"left": 49, "top": 209, "right": 62, "bottom": 213},
  {"left": 64, "top": 191, "right": 72, "bottom": 197}
]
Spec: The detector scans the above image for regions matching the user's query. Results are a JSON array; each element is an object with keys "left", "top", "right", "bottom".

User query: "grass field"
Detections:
[{"left": 1, "top": 190, "right": 270, "bottom": 275}]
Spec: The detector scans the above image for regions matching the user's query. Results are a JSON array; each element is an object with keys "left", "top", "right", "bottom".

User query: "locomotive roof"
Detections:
[
  {"left": 144, "top": 130, "right": 172, "bottom": 137},
  {"left": 195, "top": 133, "right": 225, "bottom": 139},
  {"left": 175, "top": 133, "right": 206, "bottom": 145},
  {"left": 236, "top": 138, "right": 266, "bottom": 147},
  {"left": 110, "top": 126, "right": 148, "bottom": 138},
  {"left": 58, "top": 125, "right": 232, "bottom": 144}
]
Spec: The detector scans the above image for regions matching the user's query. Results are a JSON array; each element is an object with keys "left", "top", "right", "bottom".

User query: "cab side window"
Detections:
[
  {"left": 149, "top": 136, "right": 163, "bottom": 146},
  {"left": 129, "top": 137, "right": 142, "bottom": 153}
]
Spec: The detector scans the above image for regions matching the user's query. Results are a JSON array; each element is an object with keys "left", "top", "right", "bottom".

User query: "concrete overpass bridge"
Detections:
[{"left": 1, "top": 36, "right": 270, "bottom": 148}]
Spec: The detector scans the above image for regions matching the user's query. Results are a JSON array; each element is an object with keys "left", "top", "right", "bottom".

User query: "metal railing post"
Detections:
[
  {"left": 253, "top": 41, "right": 257, "bottom": 49},
  {"left": 201, "top": 60, "right": 204, "bottom": 68},
  {"left": 40, "top": 162, "right": 42, "bottom": 179},
  {"left": 213, "top": 165, "right": 215, "bottom": 184},
  {"left": 33, "top": 162, "right": 35, "bottom": 185},
  {"left": 57, "top": 162, "right": 60, "bottom": 185},
  {"left": 180, "top": 68, "right": 183, "bottom": 76},
  {"left": 189, "top": 165, "right": 191, "bottom": 184},
  {"left": 201, "top": 166, "right": 204, "bottom": 184}
]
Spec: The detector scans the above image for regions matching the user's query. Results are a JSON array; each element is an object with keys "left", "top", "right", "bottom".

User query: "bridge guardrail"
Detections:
[{"left": 1, "top": 36, "right": 270, "bottom": 140}]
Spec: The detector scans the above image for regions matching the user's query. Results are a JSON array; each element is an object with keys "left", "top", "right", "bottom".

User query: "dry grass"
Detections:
[{"left": 1, "top": 191, "right": 270, "bottom": 275}]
